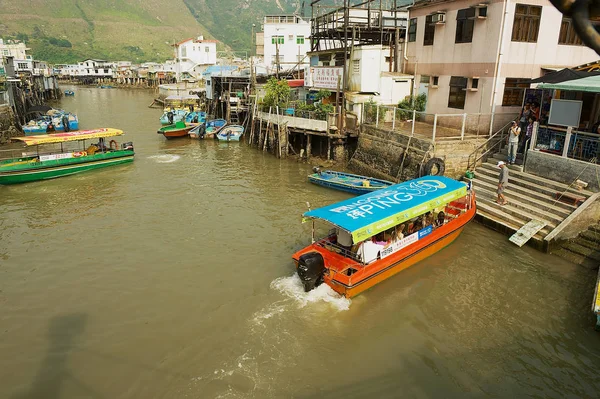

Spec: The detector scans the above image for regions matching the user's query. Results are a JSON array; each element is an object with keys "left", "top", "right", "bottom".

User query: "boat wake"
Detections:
[
  {"left": 269, "top": 274, "right": 351, "bottom": 311},
  {"left": 185, "top": 275, "right": 350, "bottom": 398},
  {"left": 147, "top": 154, "right": 181, "bottom": 163}
]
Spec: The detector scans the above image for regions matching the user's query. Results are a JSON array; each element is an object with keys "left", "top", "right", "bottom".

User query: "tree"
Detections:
[{"left": 262, "top": 77, "right": 291, "bottom": 109}]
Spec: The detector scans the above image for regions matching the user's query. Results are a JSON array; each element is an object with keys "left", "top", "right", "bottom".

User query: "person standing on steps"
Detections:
[
  {"left": 507, "top": 121, "right": 520, "bottom": 165},
  {"left": 497, "top": 161, "right": 509, "bottom": 206}
]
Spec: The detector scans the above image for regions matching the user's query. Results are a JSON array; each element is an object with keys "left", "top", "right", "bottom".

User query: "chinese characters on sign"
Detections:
[{"left": 307, "top": 67, "right": 343, "bottom": 90}]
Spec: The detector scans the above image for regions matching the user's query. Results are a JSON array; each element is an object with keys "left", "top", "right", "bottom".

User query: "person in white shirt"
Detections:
[{"left": 507, "top": 121, "right": 520, "bottom": 165}]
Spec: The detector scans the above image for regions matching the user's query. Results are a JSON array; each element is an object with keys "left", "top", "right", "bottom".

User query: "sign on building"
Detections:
[{"left": 305, "top": 66, "right": 343, "bottom": 90}]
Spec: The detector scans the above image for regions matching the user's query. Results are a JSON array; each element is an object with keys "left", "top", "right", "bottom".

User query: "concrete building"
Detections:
[
  {"left": 261, "top": 15, "right": 311, "bottom": 72},
  {"left": 0, "top": 39, "right": 33, "bottom": 73},
  {"left": 405, "top": 0, "right": 599, "bottom": 121},
  {"left": 173, "top": 36, "right": 217, "bottom": 80},
  {"left": 78, "top": 59, "right": 114, "bottom": 77}
]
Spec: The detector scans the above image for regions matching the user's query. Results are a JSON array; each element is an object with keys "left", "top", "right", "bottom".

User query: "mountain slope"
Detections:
[{"left": 0, "top": 0, "right": 214, "bottom": 63}]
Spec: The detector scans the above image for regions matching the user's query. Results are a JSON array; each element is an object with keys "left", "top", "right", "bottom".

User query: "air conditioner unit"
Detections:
[{"left": 431, "top": 12, "right": 446, "bottom": 24}]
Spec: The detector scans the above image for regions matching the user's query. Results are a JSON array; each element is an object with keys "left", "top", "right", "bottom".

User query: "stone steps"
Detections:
[
  {"left": 476, "top": 163, "right": 590, "bottom": 205},
  {"left": 553, "top": 248, "right": 598, "bottom": 270},
  {"left": 476, "top": 192, "right": 559, "bottom": 229},
  {"left": 480, "top": 161, "right": 594, "bottom": 198},
  {"left": 475, "top": 202, "right": 547, "bottom": 245},
  {"left": 553, "top": 224, "right": 600, "bottom": 269},
  {"left": 473, "top": 178, "right": 571, "bottom": 220}
]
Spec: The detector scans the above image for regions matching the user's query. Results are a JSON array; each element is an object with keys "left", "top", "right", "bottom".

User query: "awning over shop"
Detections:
[
  {"left": 537, "top": 75, "right": 600, "bottom": 93},
  {"left": 530, "top": 68, "right": 600, "bottom": 84}
]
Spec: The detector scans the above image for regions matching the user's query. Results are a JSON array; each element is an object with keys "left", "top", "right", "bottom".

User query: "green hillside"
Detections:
[{"left": 0, "top": 0, "right": 215, "bottom": 63}]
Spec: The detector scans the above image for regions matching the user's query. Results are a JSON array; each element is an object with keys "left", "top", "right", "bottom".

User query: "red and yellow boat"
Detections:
[{"left": 292, "top": 176, "right": 476, "bottom": 298}]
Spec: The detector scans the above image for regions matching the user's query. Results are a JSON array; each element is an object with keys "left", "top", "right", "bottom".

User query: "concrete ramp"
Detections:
[{"left": 509, "top": 220, "right": 547, "bottom": 247}]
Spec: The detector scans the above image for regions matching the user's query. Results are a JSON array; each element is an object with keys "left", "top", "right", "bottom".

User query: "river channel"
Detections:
[{"left": 1, "top": 87, "right": 599, "bottom": 399}]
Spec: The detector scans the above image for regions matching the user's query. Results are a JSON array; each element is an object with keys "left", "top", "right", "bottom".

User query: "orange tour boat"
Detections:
[{"left": 292, "top": 176, "right": 476, "bottom": 298}]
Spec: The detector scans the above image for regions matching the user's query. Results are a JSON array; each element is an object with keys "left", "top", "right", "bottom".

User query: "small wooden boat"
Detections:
[
  {"left": 0, "top": 128, "right": 134, "bottom": 185},
  {"left": 23, "top": 111, "right": 79, "bottom": 135},
  {"left": 292, "top": 176, "right": 476, "bottom": 298},
  {"left": 308, "top": 169, "right": 394, "bottom": 195},
  {"left": 157, "top": 121, "right": 195, "bottom": 139},
  {"left": 159, "top": 109, "right": 187, "bottom": 126},
  {"left": 64, "top": 90, "right": 75, "bottom": 96},
  {"left": 216, "top": 125, "right": 244, "bottom": 142},
  {"left": 188, "top": 123, "right": 205, "bottom": 139},
  {"left": 204, "top": 119, "right": 227, "bottom": 139}
]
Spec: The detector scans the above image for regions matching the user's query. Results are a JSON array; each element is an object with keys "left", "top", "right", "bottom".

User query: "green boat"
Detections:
[
  {"left": 157, "top": 121, "right": 195, "bottom": 139},
  {"left": 0, "top": 128, "right": 134, "bottom": 185}
]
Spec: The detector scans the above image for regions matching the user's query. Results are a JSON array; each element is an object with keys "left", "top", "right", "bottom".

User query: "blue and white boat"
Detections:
[
  {"left": 308, "top": 169, "right": 394, "bottom": 195},
  {"left": 22, "top": 111, "right": 79, "bottom": 135},
  {"left": 185, "top": 111, "right": 206, "bottom": 124},
  {"left": 159, "top": 109, "right": 187, "bottom": 126},
  {"left": 216, "top": 125, "right": 244, "bottom": 142},
  {"left": 64, "top": 90, "right": 75, "bottom": 96}
]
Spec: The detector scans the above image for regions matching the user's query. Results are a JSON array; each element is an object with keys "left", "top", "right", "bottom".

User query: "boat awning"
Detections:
[
  {"left": 303, "top": 176, "right": 468, "bottom": 242},
  {"left": 11, "top": 128, "right": 124, "bottom": 146},
  {"left": 537, "top": 75, "right": 600, "bottom": 93}
]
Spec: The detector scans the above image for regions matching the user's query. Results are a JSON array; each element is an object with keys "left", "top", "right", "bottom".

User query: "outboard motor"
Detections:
[
  {"left": 167, "top": 111, "right": 174, "bottom": 125},
  {"left": 62, "top": 115, "right": 70, "bottom": 132},
  {"left": 121, "top": 142, "right": 134, "bottom": 151},
  {"left": 297, "top": 252, "right": 326, "bottom": 292},
  {"left": 312, "top": 166, "right": 322, "bottom": 176}
]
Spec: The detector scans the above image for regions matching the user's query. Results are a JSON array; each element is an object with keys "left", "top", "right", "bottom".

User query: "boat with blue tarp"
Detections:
[
  {"left": 292, "top": 176, "right": 476, "bottom": 298},
  {"left": 216, "top": 125, "right": 244, "bottom": 142},
  {"left": 23, "top": 110, "right": 79, "bottom": 135},
  {"left": 308, "top": 169, "right": 394, "bottom": 194}
]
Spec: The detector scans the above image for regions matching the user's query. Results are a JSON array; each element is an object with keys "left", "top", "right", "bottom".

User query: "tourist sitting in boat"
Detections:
[
  {"left": 97, "top": 138, "right": 107, "bottom": 151},
  {"left": 396, "top": 224, "right": 406, "bottom": 241},
  {"left": 356, "top": 237, "right": 386, "bottom": 263},
  {"left": 435, "top": 211, "right": 446, "bottom": 227}
]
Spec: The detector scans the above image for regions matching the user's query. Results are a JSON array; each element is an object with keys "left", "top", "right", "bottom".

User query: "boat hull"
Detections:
[
  {"left": 292, "top": 194, "right": 476, "bottom": 298},
  {"left": 0, "top": 151, "right": 134, "bottom": 185},
  {"left": 308, "top": 171, "right": 393, "bottom": 195},
  {"left": 157, "top": 123, "right": 195, "bottom": 139}
]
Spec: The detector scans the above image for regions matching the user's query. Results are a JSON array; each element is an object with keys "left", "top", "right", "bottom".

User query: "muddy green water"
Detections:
[{"left": 1, "top": 87, "right": 599, "bottom": 399}]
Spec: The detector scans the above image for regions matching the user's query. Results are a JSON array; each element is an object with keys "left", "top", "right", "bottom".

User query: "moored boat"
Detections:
[
  {"left": 23, "top": 110, "right": 79, "bottom": 135},
  {"left": 216, "top": 125, "right": 244, "bottom": 142},
  {"left": 157, "top": 121, "right": 195, "bottom": 139},
  {"left": 308, "top": 169, "right": 394, "bottom": 195},
  {"left": 0, "top": 128, "right": 134, "bottom": 185},
  {"left": 64, "top": 90, "right": 75, "bottom": 96},
  {"left": 292, "top": 176, "right": 476, "bottom": 298},
  {"left": 204, "top": 119, "right": 227, "bottom": 139},
  {"left": 159, "top": 109, "right": 187, "bottom": 126}
]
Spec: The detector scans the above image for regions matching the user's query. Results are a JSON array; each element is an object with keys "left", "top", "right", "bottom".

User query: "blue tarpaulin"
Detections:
[{"left": 303, "top": 176, "right": 467, "bottom": 242}]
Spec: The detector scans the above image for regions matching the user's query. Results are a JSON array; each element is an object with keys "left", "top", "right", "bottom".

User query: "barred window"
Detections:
[
  {"left": 424, "top": 15, "right": 435, "bottom": 46},
  {"left": 502, "top": 78, "right": 530, "bottom": 106},
  {"left": 511, "top": 4, "right": 542, "bottom": 42},
  {"left": 448, "top": 76, "right": 468, "bottom": 109},
  {"left": 408, "top": 18, "right": 417, "bottom": 42},
  {"left": 455, "top": 8, "right": 475, "bottom": 43}
]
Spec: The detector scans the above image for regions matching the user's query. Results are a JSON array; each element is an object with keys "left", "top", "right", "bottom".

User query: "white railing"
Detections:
[
  {"left": 532, "top": 125, "right": 599, "bottom": 164},
  {"left": 362, "top": 103, "right": 517, "bottom": 142}
]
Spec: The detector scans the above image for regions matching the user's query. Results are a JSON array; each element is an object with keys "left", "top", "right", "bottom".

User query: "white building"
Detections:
[
  {"left": 405, "top": 0, "right": 599, "bottom": 120},
  {"left": 78, "top": 59, "right": 114, "bottom": 77},
  {"left": 262, "top": 15, "right": 311, "bottom": 72},
  {"left": 0, "top": 38, "right": 33, "bottom": 73},
  {"left": 173, "top": 36, "right": 217, "bottom": 80}
]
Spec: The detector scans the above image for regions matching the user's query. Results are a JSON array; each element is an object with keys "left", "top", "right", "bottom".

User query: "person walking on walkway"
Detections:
[
  {"left": 497, "top": 161, "right": 509, "bottom": 205},
  {"left": 507, "top": 121, "right": 520, "bottom": 164}
]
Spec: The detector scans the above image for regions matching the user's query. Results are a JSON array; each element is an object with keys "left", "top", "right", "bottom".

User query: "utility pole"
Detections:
[{"left": 275, "top": 39, "right": 280, "bottom": 79}]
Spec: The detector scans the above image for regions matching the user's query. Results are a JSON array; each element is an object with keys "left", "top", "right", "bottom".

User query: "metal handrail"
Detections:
[{"left": 466, "top": 120, "right": 515, "bottom": 172}]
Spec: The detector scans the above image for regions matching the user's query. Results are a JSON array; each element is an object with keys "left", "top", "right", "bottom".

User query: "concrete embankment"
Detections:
[{"left": 0, "top": 105, "right": 20, "bottom": 145}]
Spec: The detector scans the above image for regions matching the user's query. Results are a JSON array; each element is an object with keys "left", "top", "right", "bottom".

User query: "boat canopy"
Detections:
[
  {"left": 303, "top": 176, "right": 468, "bottom": 242},
  {"left": 11, "top": 128, "right": 124, "bottom": 146}
]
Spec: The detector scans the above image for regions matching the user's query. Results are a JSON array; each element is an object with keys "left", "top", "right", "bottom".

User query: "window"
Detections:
[
  {"left": 455, "top": 8, "right": 475, "bottom": 43},
  {"left": 408, "top": 18, "right": 417, "bottom": 42},
  {"left": 432, "top": 76, "right": 439, "bottom": 86},
  {"left": 296, "top": 35, "right": 305, "bottom": 44},
  {"left": 502, "top": 78, "right": 530, "bottom": 106},
  {"left": 448, "top": 76, "right": 468, "bottom": 109},
  {"left": 182, "top": 47, "right": 187, "bottom": 57},
  {"left": 424, "top": 15, "right": 436, "bottom": 45},
  {"left": 17, "top": 63, "right": 27, "bottom": 69},
  {"left": 104, "top": 69, "right": 109, "bottom": 73},
  {"left": 271, "top": 36, "right": 284, "bottom": 44},
  {"left": 511, "top": 4, "right": 542, "bottom": 42},
  {"left": 2, "top": 50, "right": 8, "bottom": 56},
  {"left": 353, "top": 60, "right": 360, "bottom": 73},
  {"left": 559, "top": 17, "right": 583, "bottom": 45},
  {"left": 205, "top": 46, "right": 210, "bottom": 52},
  {"left": 472, "top": 78, "right": 479, "bottom": 89},
  {"left": 420, "top": 75, "right": 430, "bottom": 84}
]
